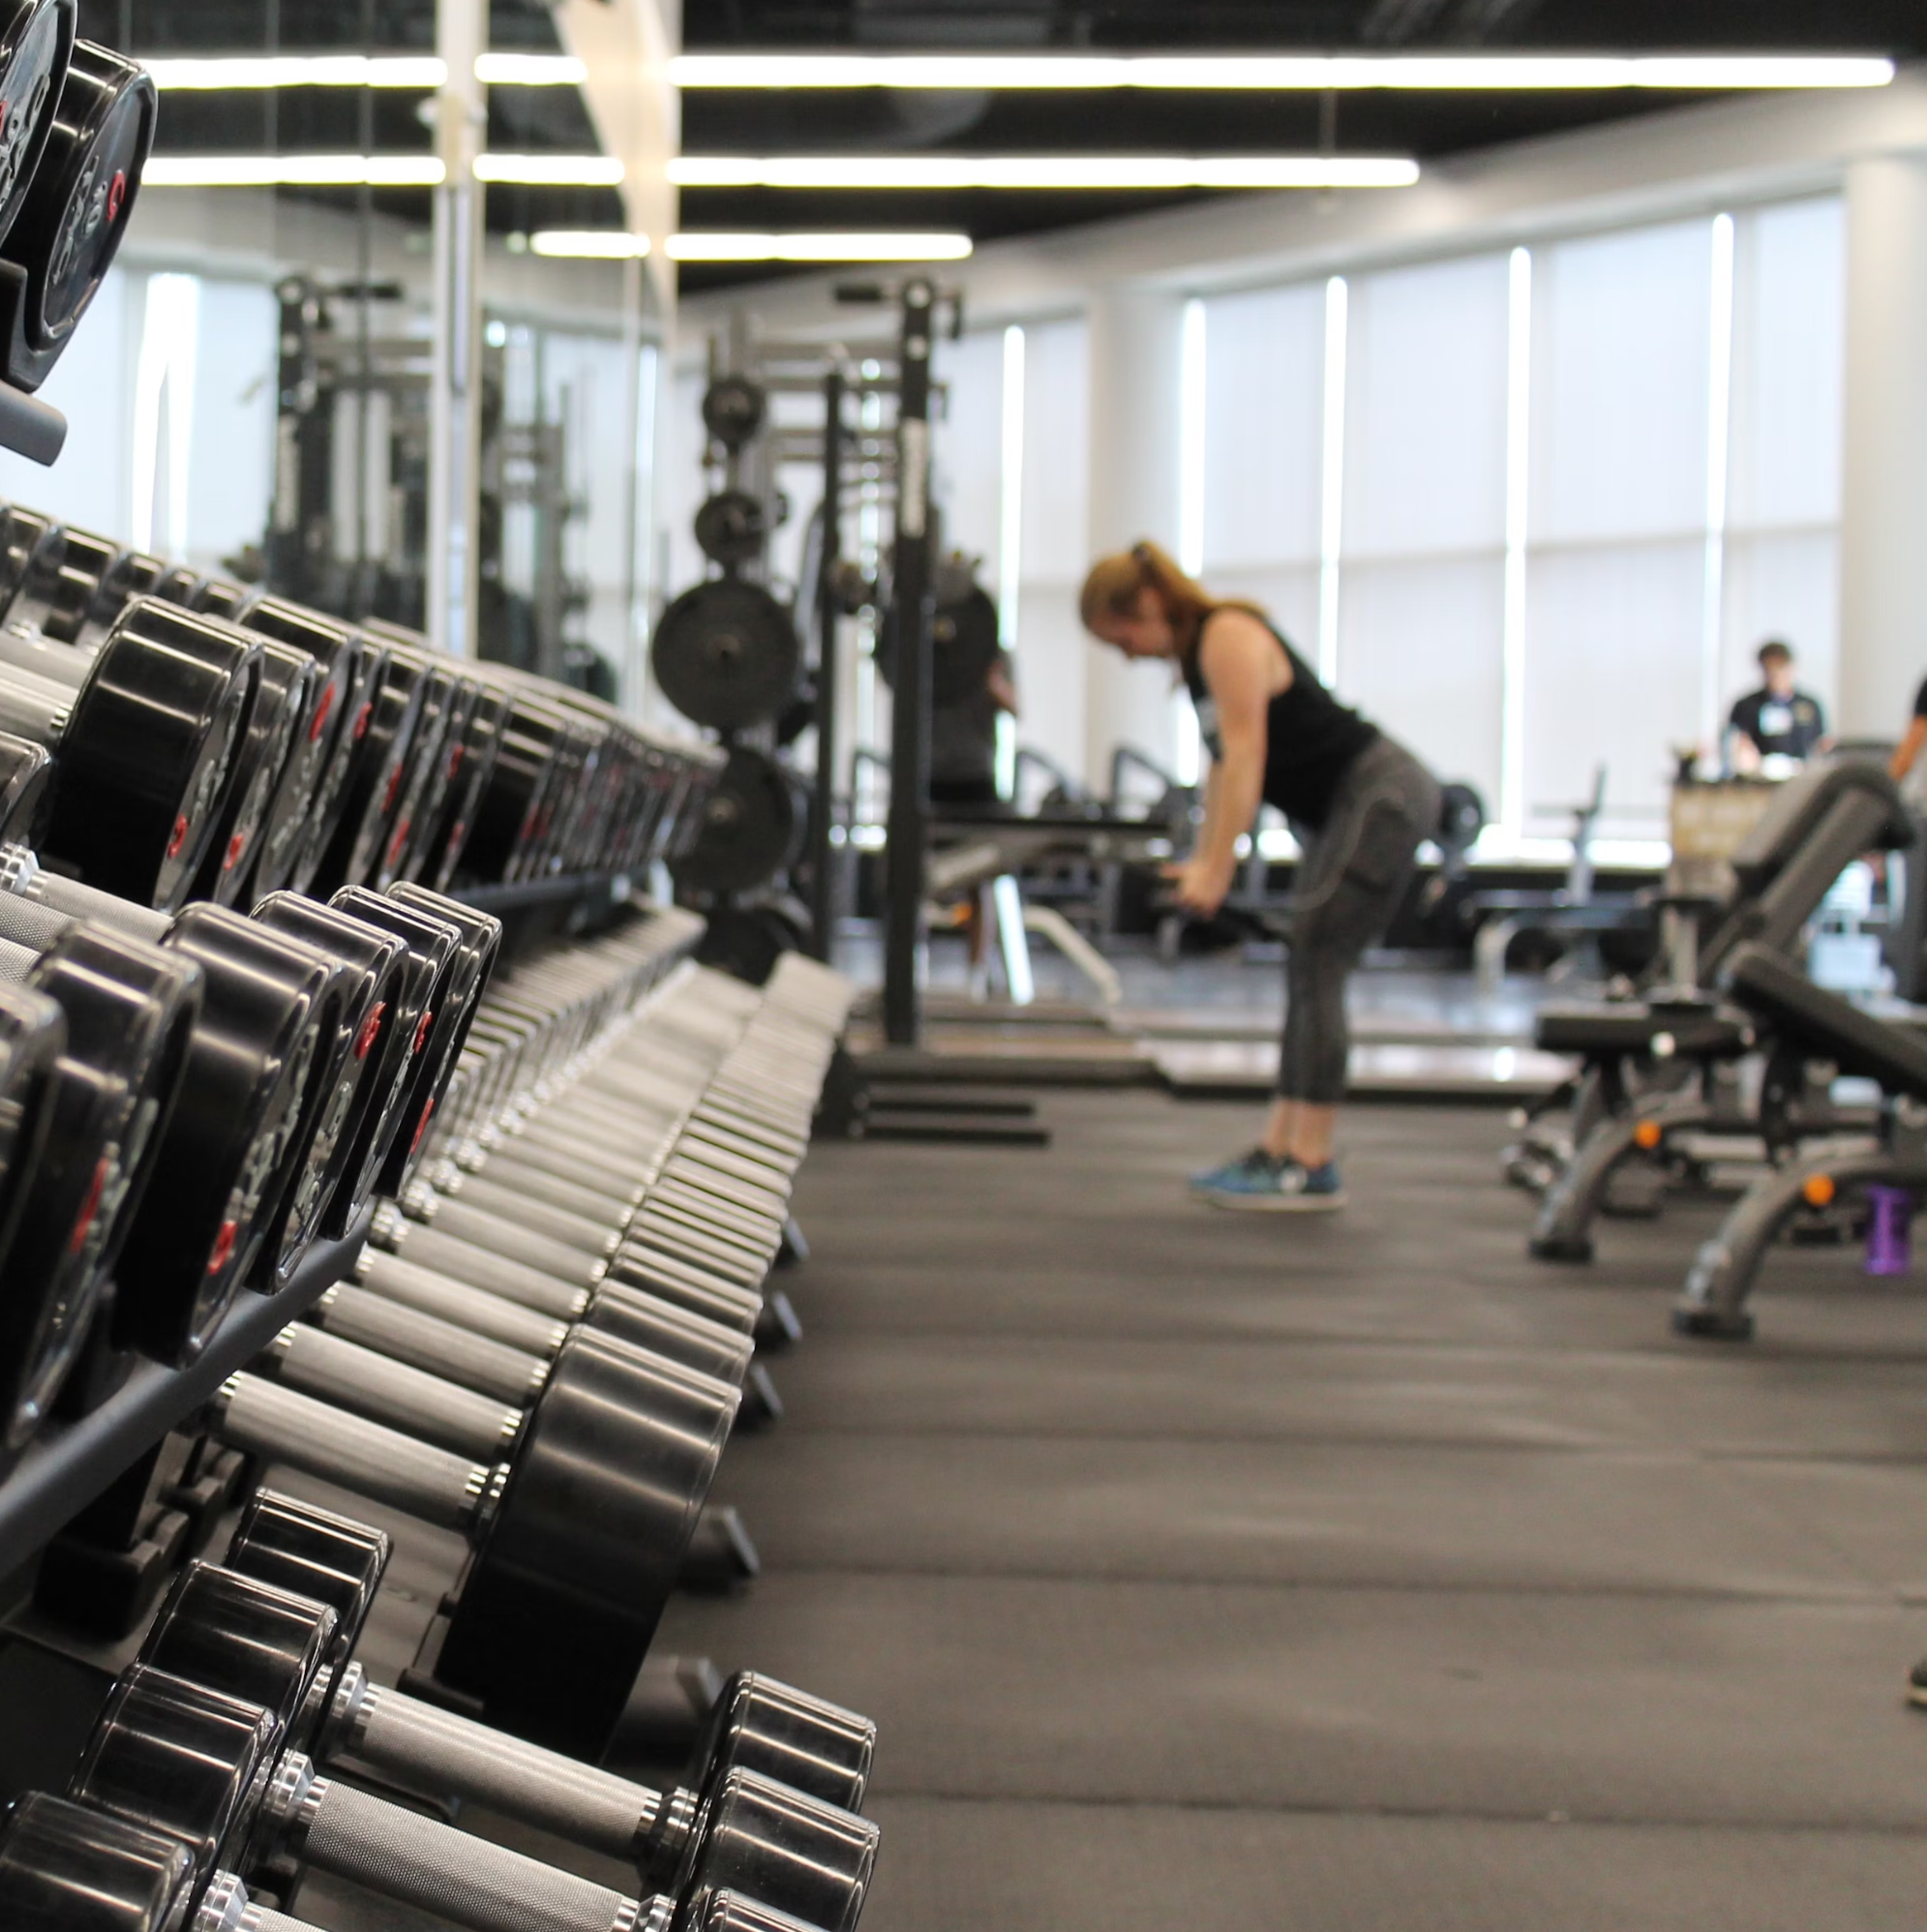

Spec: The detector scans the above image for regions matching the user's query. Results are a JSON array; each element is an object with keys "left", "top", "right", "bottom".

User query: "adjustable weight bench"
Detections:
[{"left": 1672, "top": 945, "right": 1927, "bottom": 1340}]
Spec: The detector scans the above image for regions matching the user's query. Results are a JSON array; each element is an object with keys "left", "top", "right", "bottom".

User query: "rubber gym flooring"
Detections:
[{"left": 657, "top": 1092, "right": 1927, "bottom": 1932}]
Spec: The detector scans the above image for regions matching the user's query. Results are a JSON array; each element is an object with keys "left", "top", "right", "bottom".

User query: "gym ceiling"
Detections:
[{"left": 83, "top": 0, "right": 1927, "bottom": 291}]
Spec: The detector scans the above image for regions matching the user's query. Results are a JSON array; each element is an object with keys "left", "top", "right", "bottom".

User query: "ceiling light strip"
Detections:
[
  {"left": 531, "top": 230, "right": 650, "bottom": 258},
  {"left": 666, "top": 51, "right": 1895, "bottom": 91},
  {"left": 142, "top": 154, "right": 621, "bottom": 188},
  {"left": 474, "top": 153, "right": 624, "bottom": 185},
  {"left": 142, "top": 53, "right": 587, "bottom": 89},
  {"left": 670, "top": 155, "right": 1419, "bottom": 189},
  {"left": 665, "top": 231, "right": 974, "bottom": 262},
  {"left": 142, "top": 154, "right": 449, "bottom": 187}
]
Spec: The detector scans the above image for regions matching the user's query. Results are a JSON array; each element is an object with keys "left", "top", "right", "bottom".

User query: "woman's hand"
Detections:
[{"left": 1162, "top": 853, "right": 1237, "bottom": 918}]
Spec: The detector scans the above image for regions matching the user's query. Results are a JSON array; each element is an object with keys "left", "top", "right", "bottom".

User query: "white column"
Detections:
[
  {"left": 1084, "top": 285, "right": 1186, "bottom": 795},
  {"left": 427, "top": 0, "right": 487, "bottom": 657},
  {"left": 1838, "top": 155, "right": 1927, "bottom": 736}
]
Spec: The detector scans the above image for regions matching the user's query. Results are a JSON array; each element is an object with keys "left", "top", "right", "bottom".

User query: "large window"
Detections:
[{"left": 1188, "top": 195, "right": 1846, "bottom": 849}]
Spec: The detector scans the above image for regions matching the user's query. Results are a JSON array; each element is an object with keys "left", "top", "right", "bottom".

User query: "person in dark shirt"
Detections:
[
  {"left": 1080, "top": 539, "right": 1441, "bottom": 1211},
  {"left": 1727, "top": 640, "right": 1827, "bottom": 770},
  {"left": 927, "top": 647, "right": 1017, "bottom": 808}
]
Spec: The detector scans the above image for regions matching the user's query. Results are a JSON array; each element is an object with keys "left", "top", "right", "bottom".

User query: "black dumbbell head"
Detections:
[
  {"left": 249, "top": 893, "right": 411, "bottom": 1268},
  {"left": 0, "top": 726, "right": 51, "bottom": 843},
  {"left": 0, "top": 1792, "right": 195, "bottom": 1932},
  {"left": 69, "top": 1663, "right": 278, "bottom": 1891},
  {"left": 141, "top": 1559, "right": 338, "bottom": 1757},
  {"left": 0, "top": 2, "right": 75, "bottom": 249},
  {"left": 115, "top": 907, "right": 340, "bottom": 1366},
  {"left": 0, "top": 40, "right": 154, "bottom": 385},
  {"left": 226, "top": 1488, "right": 389, "bottom": 1696},
  {"left": 29, "top": 597, "right": 260, "bottom": 911}
]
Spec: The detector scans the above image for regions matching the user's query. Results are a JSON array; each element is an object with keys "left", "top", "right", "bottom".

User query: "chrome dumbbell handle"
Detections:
[
  {"left": 267, "top": 1753, "right": 647, "bottom": 1932},
  {"left": 356, "top": 1247, "right": 573, "bottom": 1355},
  {"left": 267, "top": 1324, "right": 524, "bottom": 1462},
  {"left": 212, "top": 1374, "right": 502, "bottom": 1530},
  {"left": 316, "top": 1282, "right": 553, "bottom": 1405},
  {"left": 329, "top": 1664, "right": 666, "bottom": 1862},
  {"left": 191, "top": 1871, "right": 332, "bottom": 1932}
]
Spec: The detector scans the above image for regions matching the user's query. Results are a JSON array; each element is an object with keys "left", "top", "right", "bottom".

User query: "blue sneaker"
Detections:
[{"left": 1189, "top": 1149, "right": 1347, "bottom": 1212}]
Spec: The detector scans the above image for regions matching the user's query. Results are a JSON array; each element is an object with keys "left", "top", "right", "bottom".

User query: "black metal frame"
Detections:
[{"left": 0, "top": 1214, "right": 370, "bottom": 1577}]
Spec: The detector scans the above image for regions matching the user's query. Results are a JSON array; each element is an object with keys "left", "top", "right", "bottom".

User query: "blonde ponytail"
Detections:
[{"left": 1078, "top": 539, "right": 1261, "bottom": 664}]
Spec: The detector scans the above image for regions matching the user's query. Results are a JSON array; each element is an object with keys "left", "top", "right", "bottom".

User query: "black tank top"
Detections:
[{"left": 1183, "top": 616, "right": 1378, "bottom": 830}]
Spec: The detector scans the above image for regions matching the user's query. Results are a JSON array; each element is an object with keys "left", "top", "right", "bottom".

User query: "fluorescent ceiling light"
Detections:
[
  {"left": 671, "top": 154, "right": 1419, "bottom": 189},
  {"left": 474, "top": 152, "right": 625, "bottom": 186},
  {"left": 531, "top": 229, "right": 651, "bottom": 257},
  {"left": 474, "top": 53, "right": 587, "bottom": 86},
  {"left": 142, "top": 154, "right": 447, "bottom": 187},
  {"left": 666, "top": 231, "right": 974, "bottom": 261},
  {"left": 144, "top": 53, "right": 587, "bottom": 89},
  {"left": 667, "top": 51, "right": 1895, "bottom": 91},
  {"left": 145, "top": 54, "right": 445, "bottom": 89}
]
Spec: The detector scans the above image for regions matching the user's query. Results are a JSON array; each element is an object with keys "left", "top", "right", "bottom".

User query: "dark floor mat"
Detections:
[
  {"left": 655, "top": 1571, "right": 1927, "bottom": 1828},
  {"left": 858, "top": 1796, "right": 1927, "bottom": 1932}
]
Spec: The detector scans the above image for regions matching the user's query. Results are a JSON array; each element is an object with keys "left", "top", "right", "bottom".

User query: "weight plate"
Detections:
[
  {"left": 28, "top": 598, "right": 259, "bottom": 910},
  {"left": 382, "top": 885, "right": 502, "bottom": 1190},
  {"left": 70, "top": 1662, "right": 279, "bottom": 1887},
  {"left": 653, "top": 580, "right": 800, "bottom": 732},
  {"left": 694, "top": 489, "right": 768, "bottom": 569},
  {"left": 421, "top": 679, "right": 507, "bottom": 893},
  {"left": 0, "top": 40, "right": 154, "bottom": 364},
  {"left": 695, "top": 900, "right": 799, "bottom": 988},
  {"left": 701, "top": 373, "right": 767, "bottom": 452},
  {"left": 878, "top": 584, "right": 1001, "bottom": 709},
  {"left": 236, "top": 598, "right": 367, "bottom": 899},
  {"left": 249, "top": 894, "right": 409, "bottom": 1279},
  {"left": 672, "top": 746, "right": 802, "bottom": 897},
  {"left": 226, "top": 1489, "right": 390, "bottom": 1700},
  {"left": 317, "top": 887, "right": 444, "bottom": 1229},
  {"left": 0, "top": 1794, "right": 195, "bottom": 1932},
  {"left": 452, "top": 690, "right": 564, "bottom": 887},
  {"left": 0, "top": 498, "right": 61, "bottom": 622},
  {"left": 308, "top": 642, "right": 429, "bottom": 894},
  {"left": 0, "top": 1007, "right": 124, "bottom": 1462},
  {"left": 188, "top": 639, "right": 318, "bottom": 907},
  {"left": 0, "top": 2, "right": 74, "bottom": 251},
  {"left": 0, "top": 726, "right": 50, "bottom": 843},
  {"left": 434, "top": 1328, "right": 738, "bottom": 1759},
  {"left": 141, "top": 1559, "right": 336, "bottom": 1756},
  {"left": 374, "top": 654, "right": 462, "bottom": 890},
  {"left": 24, "top": 922, "right": 201, "bottom": 1334},
  {"left": 117, "top": 907, "right": 335, "bottom": 1367}
]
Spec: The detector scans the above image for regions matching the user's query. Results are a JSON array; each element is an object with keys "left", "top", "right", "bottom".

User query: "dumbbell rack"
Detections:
[
  {"left": 0, "top": 1220, "right": 371, "bottom": 1583},
  {"left": 0, "top": 869, "right": 631, "bottom": 1585}
]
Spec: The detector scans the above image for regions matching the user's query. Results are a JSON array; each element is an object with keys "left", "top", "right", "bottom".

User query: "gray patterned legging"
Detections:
[{"left": 1280, "top": 736, "right": 1442, "bottom": 1104}]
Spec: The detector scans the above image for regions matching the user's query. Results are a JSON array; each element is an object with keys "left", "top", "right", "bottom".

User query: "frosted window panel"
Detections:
[
  {"left": 1523, "top": 541, "right": 1705, "bottom": 836},
  {"left": 1529, "top": 221, "right": 1713, "bottom": 544},
  {"left": 1727, "top": 196, "right": 1845, "bottom": 532},
  {"left": 1718, "top": 530, "right": 1840, "bottom": 723},
  {"left": 1206, "top": 564, "right": 1321, "bottom": 662},
  {"left": 0, "top": 267, "right": 135, "bottom": 536},
  {"left": 1340, "top": 556, "right": 1505, "bottom": 807},
  {"left": 1343, "top": 255, "right": 1510, "bottom": 559},
  {"left": 1199, "top": 282, "right": 1325, "bottom": 571},
  {"left": 543, "top": 334, "right": 631, "bottom": 598},
  {"left": 934, "top": 328, "right": 1005, "bottom": 578},
  {"left": 1011, "top": 582, "right": 1089, "bottom": 789},
  {"left": 660, "top": 366, "right": 708, "bottom": 601},
  {"left": 182, "top": 278, "right": 275, "bottom": 573},
  {"left": 1018, "top": 318, "right": 1088, "bottom": 575}
]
